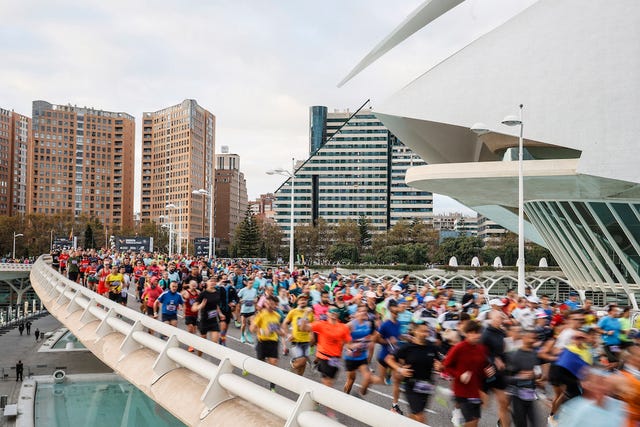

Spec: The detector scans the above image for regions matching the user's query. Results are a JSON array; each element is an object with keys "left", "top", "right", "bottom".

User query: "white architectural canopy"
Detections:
[{"left": 340, "top": 0, "right": 640, "bottom": 307}]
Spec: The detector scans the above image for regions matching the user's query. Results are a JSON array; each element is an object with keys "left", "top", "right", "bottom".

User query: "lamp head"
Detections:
[
  {"left": 470, "top": 123, "right": 490, "bottom": 135},
  {"left": 501, "top": 115, "right": 522, "bottom": 127}
]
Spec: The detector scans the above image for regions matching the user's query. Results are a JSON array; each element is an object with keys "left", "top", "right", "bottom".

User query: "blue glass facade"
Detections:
[{"left": 308, "top": 106, "right": 327, "bottom": 154}]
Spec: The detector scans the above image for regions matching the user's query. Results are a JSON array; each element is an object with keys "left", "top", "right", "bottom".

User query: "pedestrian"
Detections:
[
  {"left": 26, "top": 320, "right": 32, "bottom": 335},
  {"left": 18, "top": 322, "right": 24, "bottom": 336},
  {"left": 16, "top": 360, "right": 23, "bottom": 381},
  {"left": 35, "top": 328, "right": 40, "bottom": 341}
]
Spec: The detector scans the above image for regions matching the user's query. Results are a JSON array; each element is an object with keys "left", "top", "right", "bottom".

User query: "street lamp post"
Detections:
[
  {"left": 166, "top": 203, "right": 182, "bottom": 255},
  {"left": 13, "top": 232, "right": 24, "bottom": 260},
  {"left": 159, "top": 214, "right": 173, "bottom": 257},
  {"left": 267, "top": 157, "right": 295, "bottom": 273},
  {"left": 193, "top": 185, "right": 215, "bottom": 260},
  {"left": 471, "top": 104, "right": 526, "bottom": 296}
]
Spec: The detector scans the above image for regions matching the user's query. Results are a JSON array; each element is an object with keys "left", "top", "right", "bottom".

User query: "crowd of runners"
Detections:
[{"left": 51, "top": 248, "right": 640, "bottom": 427}]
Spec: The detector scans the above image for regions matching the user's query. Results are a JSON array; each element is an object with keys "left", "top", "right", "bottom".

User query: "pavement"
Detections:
[
  {"left": 0, "top": 314, "right": 112, "bottom": 427},
  {"left": 0, "top": 302, "right": 551, "bottom": 427}
]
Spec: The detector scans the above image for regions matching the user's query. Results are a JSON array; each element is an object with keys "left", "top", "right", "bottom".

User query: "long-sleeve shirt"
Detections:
[{"left": 443, "top": 340, "right": 489, "bottom": 398}]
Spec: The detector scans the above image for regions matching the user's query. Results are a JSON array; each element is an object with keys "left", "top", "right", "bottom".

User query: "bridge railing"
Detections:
[{"left": 30, "top": 255, "right": 422, "bottom": 427}]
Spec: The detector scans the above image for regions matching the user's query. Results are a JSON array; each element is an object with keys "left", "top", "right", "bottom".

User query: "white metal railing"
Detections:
[
  {"left": 0, "top": 262, "right": 33, "bottom": 271},
  {"left": 30, "top": 255, "right": 422, "bottom": 427}
]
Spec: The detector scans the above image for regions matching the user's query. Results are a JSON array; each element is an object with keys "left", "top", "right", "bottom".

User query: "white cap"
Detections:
[
  {"left": 527, "top": 296, "right": 540, "bottom": 304},
  {"left": 424, "top": 296, "right": 436, "bottom": 303},
  {"left": 391, "top": 285, "right": 403, "bottom": 292},
  {"left": 489, "top": 298, "right": 505, "bottom": 307}
]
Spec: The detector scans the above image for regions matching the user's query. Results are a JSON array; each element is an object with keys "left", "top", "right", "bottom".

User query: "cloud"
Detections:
[{"left": 0, "top": 0, "right": 535, "bottom": 215}]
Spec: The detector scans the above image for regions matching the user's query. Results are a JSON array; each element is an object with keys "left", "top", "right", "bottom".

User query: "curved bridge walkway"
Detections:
[{"left": 28, "top": 256, "right": 422, "bottom": 427}]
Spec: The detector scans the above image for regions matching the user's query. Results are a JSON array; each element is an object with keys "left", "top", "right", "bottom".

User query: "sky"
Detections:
[{"left": 0, "top": 0, "right": 537, "bottom": 215}]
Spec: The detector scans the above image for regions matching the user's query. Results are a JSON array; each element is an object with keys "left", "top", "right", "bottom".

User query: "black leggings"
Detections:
[{"left": 512, "top": 396, "right": 537, "bottom": 427}]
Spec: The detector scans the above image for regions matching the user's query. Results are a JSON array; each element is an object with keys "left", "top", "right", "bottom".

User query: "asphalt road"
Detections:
[{"left": 124, "top": 297, "right": 551, "bottom": 427}]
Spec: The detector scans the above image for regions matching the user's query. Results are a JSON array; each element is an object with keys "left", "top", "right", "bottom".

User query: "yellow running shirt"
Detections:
[
  {"left": 285, "top": 308, "right": 314, "bottom": 343},
  {"left": 254, "top": 310, "right": 281, "bottom": 342}
]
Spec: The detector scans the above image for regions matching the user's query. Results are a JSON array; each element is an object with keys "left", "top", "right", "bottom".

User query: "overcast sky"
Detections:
[{"left": 1, "top": 0, "right": 537, "bottom": 215}]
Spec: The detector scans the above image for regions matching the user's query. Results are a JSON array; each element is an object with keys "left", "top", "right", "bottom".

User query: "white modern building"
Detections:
[
  {"left": 273, "top": 105, "right": 433, "bottom": 233},
  {"left": 341, "top": 0, "right": 640, "bottom": 308}
]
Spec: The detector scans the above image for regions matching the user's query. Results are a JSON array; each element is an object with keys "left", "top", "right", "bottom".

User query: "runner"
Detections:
[
  {"left": 307, "top": 306, "right": 352, "bottom": 388},
  {"left": 181, "top": 280, "right": 200, "bottom": 352},
  {"left": 154, "top": 281, "right": 184, "bottom": 327},
  {"left": 343, "top": 304, "right": 379, "bottom": 395},
  {"left": 481, "top": 310, "right": 510, "bottom": 427},
  {"left": 385, "top": 320, "right": 441, "bottom": 424},
  {"left": 373, "top": 299, "right": 404, "bottom": 414},
  {"left": 505, "top": 329, "right": 542, "bottom": 427},
  {"left": 105, "top": 265, "right": 125, "bottom": 303},
  {"left": 250, "top": 295, "right": 283, "bottom": 391},
  {"left": 140, "top": 277, "right": 163, "bottom": 335},
  {"left": 443, "top": 320, "right": 494, "bottom": 427},
  {"left": 282, "top": 294, "right": 314, "bottom": 375},
  {"left": 191, "top": 278, "right": 224, "bottom": 354},
  {"left": 238, "top": 277, "right": 258, "bottom": 344}
]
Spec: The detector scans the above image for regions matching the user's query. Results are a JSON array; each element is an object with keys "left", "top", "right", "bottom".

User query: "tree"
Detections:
[
  {"left": 257, "top": 217, "right": 284, "bottom": 261},
  {"left": 233, "top": 208, "right": 261, "bottom": 258},
  {"left": 83, "top": 224, "right": 94, "bottom": 249},
  {"left": 434, "top": 236, "right": 484, "bottom": 265},
  {"left": 357, "top": 215, "right": 372, "bottom": 253}
]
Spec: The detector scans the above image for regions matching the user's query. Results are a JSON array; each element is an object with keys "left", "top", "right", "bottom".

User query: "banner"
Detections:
[
  {"left": 115, "top": 236, "right": 153, "bottom": 252},
  {"left": 194, "top": 237, "right": 212, "bottom": 258},
  {"left": 52, "top": 238, "right": 73, "bottom": 250}
]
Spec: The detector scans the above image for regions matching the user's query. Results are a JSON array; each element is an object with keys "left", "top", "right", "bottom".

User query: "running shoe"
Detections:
[
  {"left": 390, "top": 403, "right": 403, "bottom": 415},
  {"left": 240, "top": 334, "right": 246, "bottom": 344},
  {"left": 384, "top": 373, "right": 392, "bottom": 385},
  {"left": 245, "top": 333, "right": 254, "bottom": 344},
  {"left": 234, "top": 320, "right": 241, "bottom": 328}
]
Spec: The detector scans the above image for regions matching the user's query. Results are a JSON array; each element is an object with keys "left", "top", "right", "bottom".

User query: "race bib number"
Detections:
[
  {"left": 166, "top": 304, "right": 177, "bottom": 312},
  {"left": 268, "top": 322, "right": 280, "bottom": 333},
  {"left": 328, "top": 357, "right": 341, "bottom": 368},
  {"left": 517, "top": 388, "right": 536, "bottom": 401},
  {"left": 413, "top": 380, "right": 435, "bottom": 394},
  {"left": 207, "top": 310, "right": 218, "bottom": 320},
  {"left": 243, "top": 300, "right": 255, "bottom": 307}
]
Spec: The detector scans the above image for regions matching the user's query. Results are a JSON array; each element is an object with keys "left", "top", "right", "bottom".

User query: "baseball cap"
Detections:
[
  {"left": 391, "top": 285, "right": 403, "bottom": 292},
  {"left": 365, "top": 291, "right": 376, "bottom": 299},
  {"left": 489, "top": 298, "right": 505, "bottom": 306},
  {"left": 527, "top": 296, "right": 540, "bottom": 304},
  {"left": 569, "top": 291, "right": 579, "bottom": 296},
  {"left": 424, "top": 296, "right": 436, "bottom": 303},
  {"left": 397, "top": 297, "right": 408, "bottom": 304},
  {"left": 388, "top": 299, "right": 399, "bottom": 308}
]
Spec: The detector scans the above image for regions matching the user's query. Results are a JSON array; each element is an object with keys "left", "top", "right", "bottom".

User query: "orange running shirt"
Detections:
[{"left": 311, "top": 321, "right": 351, "bottom": 359}]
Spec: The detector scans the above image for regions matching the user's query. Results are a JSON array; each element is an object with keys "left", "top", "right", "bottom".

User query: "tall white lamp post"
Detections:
[
  {"left": 13, "top": 232, "right": 24, "bottom": 259},
  {"left": 166, "top": 203, "right": 182, "bottom": 255},
  {"left": 471, "top": 104, "right": 526, "bottom": 296},
  {"left": 159, "top": 214, "right": 173, "bottom": 257},
  {"left": 267, "top": 158, "right": 296, "bottom": 273},
  {"left": 193, "top": 185, "right": 215, "bottom": 260}
]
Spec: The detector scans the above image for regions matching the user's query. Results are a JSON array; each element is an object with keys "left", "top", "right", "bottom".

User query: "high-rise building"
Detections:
[
  {"left": 273, "top": 105, "right": 433, "bottom": 234},
  {"left": 477, "top": 215, "right": 508, "bottom": 246},
  {"left": 27, "top": 101, "right": 135, "bottom": 230},
  {"left": 0, "top": 108, "right": 30, "bottom": 215},
  {"left": 250, "top": 193, "right": 276, "bottom": 223},
  {"left": 214, "top": 151, "right": 248, "bottom": 248},
  {"left": 140, "top": 99, "right": 215, "bottom": 254}
]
